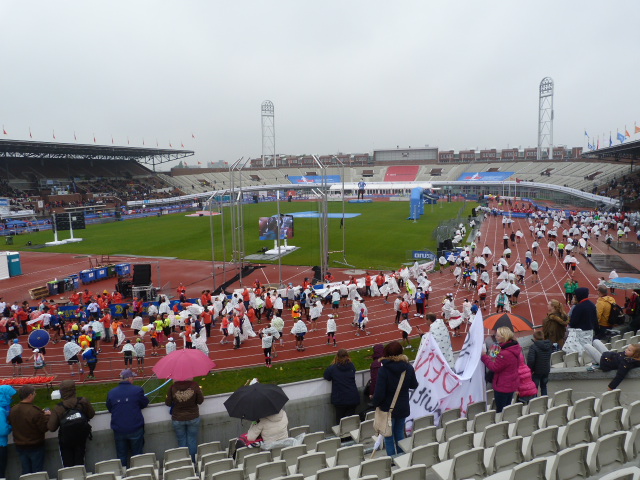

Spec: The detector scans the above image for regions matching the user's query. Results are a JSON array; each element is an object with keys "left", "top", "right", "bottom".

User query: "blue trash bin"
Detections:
[
  {"left": 96, "top": 267, "right": 108, "bottom": 280},
  {"left": 80, "top": 269, "right": 96, "bottom": 284},
  {"left": 116, "top": 263, "right": 131, "bottom": 276},
  {"left": 69, "top": 274, "right": 80, "bottom": 290},
  {"left": 47, "top": 281, "right": 59, "bottom": 296}
]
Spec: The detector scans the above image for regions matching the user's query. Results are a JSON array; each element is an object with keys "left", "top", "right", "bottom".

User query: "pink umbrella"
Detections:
[{"left": 152, "top": 349, "right": 216, "bottom": 381}]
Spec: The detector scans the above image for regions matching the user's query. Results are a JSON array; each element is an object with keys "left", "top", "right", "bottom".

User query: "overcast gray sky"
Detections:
[{"left": 1, "top": 0, "right": 639, "bottom": 167}]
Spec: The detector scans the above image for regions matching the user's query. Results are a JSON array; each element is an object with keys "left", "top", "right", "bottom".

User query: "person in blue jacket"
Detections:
[
  {"left": 323, "top": 349, "right": 360, "bottom": 424},
  {"left": 372, "top": 341, "right": 419, "bottom": 457},
  {"left": 106, "top": 369, "right": 149, "bottom": 468},
  {"left": 0, "top": 385, "right": 16, "bottom": 479}
]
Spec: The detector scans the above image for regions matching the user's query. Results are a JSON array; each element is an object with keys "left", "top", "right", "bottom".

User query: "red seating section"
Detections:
[{"left": 384, "top": 165, "right": 419, "bottom": 182}]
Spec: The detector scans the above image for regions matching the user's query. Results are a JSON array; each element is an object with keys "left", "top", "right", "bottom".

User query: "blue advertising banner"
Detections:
[
  {"left": 456, "top": 172, "right": 515, "bottom": 182},
  {"left": 412, "top": 250, "right": 437, "bottom": 261},
  {"left": 288, "top": 175, "right": 341, "bottom": 184},
  {"left": 58, "top": 299, "right": 193, "bottom": 319}
]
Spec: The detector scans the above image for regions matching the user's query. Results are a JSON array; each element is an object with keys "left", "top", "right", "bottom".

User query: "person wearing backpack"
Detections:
[
  {"left": 596, "top": 285, "right": 617, "bottom": 339},
  {"left": 47, "top": 380, "right": 95, "bottom": 467}
]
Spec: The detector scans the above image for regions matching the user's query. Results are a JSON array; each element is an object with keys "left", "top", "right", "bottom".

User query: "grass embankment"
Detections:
[{"left": 35, "top": 337, "right": 423, "bottom": 411}]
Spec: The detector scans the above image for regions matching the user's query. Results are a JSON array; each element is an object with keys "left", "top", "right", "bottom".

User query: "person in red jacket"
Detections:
[{"left": 481, "top": 326, "right": 521, "bottom": 413}]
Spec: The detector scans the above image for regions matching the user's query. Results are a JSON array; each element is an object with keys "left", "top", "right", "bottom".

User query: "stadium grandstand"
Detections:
[
  {"left": 156, "top": 145, "right": 634, "bottom": 210},
  {"left": 0, "top": 139, "right": 194, "bottom": 218},
  {"left": 2, "top": 139, "right": 639, "bottom": 221}
]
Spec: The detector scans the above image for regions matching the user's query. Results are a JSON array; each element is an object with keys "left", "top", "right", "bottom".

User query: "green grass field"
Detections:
[{"left": 6, "top": 201, "right": 475, "bottom": 269}]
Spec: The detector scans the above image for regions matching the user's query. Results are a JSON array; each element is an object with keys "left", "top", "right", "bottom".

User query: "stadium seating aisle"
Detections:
[{"left": 13, "top": 385, "right": 640, "bottom": 480}]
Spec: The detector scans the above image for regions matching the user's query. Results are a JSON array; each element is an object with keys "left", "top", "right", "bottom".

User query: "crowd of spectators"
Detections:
[{"left": 597, "top": 173, "right": 640, "bottom": 207}]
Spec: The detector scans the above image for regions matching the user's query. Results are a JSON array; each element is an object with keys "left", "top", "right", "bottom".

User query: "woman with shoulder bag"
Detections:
[
  {"left": 372, "top": 341, "right": 419, "bottom": 456},
  {"left": 481, "top": 327, "right": 521, "bottom": 412}
]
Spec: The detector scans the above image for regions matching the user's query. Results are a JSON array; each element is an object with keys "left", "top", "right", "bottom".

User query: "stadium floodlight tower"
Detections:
[
  {"left": 537, "top": 77, "right": 554, "bottom": 160},
  {"left": 261, "top": 100, "right": 275, "bottom": 168}
]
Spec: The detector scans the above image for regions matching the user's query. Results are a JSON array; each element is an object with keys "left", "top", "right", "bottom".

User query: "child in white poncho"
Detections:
[{"left": 326, "top": 314, "right": 337, "bottom": 347}]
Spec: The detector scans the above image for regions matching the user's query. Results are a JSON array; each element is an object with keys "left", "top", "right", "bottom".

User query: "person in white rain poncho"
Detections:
[
  {"left": 271, "top": 315, "right": 285, "bottom": 346},
  {"left": 193, "top": 332, "right": 209, "bottom": 356},
  {"left": 448, "top": 309, "right": 463, "bottom": 337},
  {"left": 147, "top": 303, "right": 158, "bottom": 317},
  {"left": 291, "top": 319, "right": 308, "bottom": 351},
  {"left": 482, "top": 245, "right": 492, "bottom": 258},
  {"left": 505, "top": 281, "right": 520, "bottom": 305},
  {"left": 351, "top": 298, "right": 362, "bottom": 327},
  {"left": 134, "top": 338, "right": 146, "bottom": 373},
  {"left": 240, "top": 315, "right": 256, "bottom": 343},
  {"left": 339, "top": 282, "right": 349, "bottom": 307},
  {"left": 387, "top": 274, "right": 401, "bottom": 295},
  {"left": 462, "top": 299, "right": 472, "bottom": 325},
  {"left": 326, "top": 314, "right": 337, "bottom": 346},
  {"left": 158, "top": 296, "right": 171, "bottom": 316},
  {"left": 256, "top": 329, "right": 274, "bottom": 368},
  {"left": 398, "top": 318, "right": 413, "bottom": 349},
  {"left": 6, "top": 339, "right": 23, "bottom": 376},
  {"left": 442, "top": 294, "right": 455, "bottom": 320},
  {"left": 63, "top": 340, "right": 83, "bottom": 376},
  {"left": 131, "top": 316, "right": 144, "bottom": 335},
  {"left": 453, "top": 266, "right": 462, "bottom": 286},
  {"left": 495, "top": 290, "right": 511, "bottom": 313},
  {"left": 121, "top": 340, "right": 135, "bottom": 368},
  {"left": 426, "top": 313, "right": 454, "bottom": 368},
  {"left": 165, "top": 337, "right": 177, "bottom": 355},
  {"left": 609, "top": 269, "right": 619, "bottom": 295},
  {"left": 310, "top": 301, "right": 323, "bottom": 332}
]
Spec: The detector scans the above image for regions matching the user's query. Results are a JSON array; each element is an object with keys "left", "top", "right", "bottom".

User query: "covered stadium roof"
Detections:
[
  {"left": 581, "top": 138, "right": 640, "bottom": 161},
  {"left": 0, "top": 138, "right": 194, "bottom": 167}
]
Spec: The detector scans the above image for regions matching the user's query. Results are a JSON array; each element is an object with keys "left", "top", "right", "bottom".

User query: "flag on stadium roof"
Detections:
[
  {"left": 609, "top": 133, "right": 613, "bottom": 147},
  {"left": 635, "top": 123, "right": 640, "bottom": 134},
  {"left": 2, "top": 126, "right": 7, "bottom": 135},
  {"left": 617, "top": 132, "right": 626, "bottom": 143},
  {"left": 626, "top": 127, "right": 631, "bottom": 138}
]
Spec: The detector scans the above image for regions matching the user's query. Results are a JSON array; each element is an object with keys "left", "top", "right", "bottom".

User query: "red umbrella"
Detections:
[
  {"left": 152, "top": 349, "right": 216, "bottom": 381},
  {"left": 483, "top": 312, "right": 533, "bottom": 332}
]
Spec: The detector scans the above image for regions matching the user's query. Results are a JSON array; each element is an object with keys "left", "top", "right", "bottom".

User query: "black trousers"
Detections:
[
  {"left": 334, "top": 404, "right": 357, "bottom": 425},
  {"left": 60, "top": 435, "right": 88, "bottom": 467}
]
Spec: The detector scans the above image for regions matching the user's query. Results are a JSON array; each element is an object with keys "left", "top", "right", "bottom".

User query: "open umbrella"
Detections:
[
  {"left": 224, "top": 383, "right": 289, "bottom": 421},
  {"left": 28, "top": 330, "right": 50, "bottom": 349},
  {"left": 604, "top": 277, "right": 640, "bottom": 290},
  {"left": 483, "top": 312, "right": 533, "bottom": 332},
  {"left": 152, "top": 349, "right": 216, "bottom": 381}
]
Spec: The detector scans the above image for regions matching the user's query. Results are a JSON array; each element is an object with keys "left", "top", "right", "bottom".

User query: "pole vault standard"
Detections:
[
  {"left": 229, "top": 157, "right": 249, "bottom": 287},
  {"left": 312, "top": 155, "right": 329, "bottom": 279},
  {"left": 331, "top": 155, "right": 351, "bottom": 267}
]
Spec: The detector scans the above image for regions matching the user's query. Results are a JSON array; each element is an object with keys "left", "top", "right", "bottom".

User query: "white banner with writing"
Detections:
[{"left": 408, "top": 310, "right": 486, "bottom": 429}]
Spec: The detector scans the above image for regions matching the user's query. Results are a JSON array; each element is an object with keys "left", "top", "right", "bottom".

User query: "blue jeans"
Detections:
[
  {"left": 16, "top": 445, "right": 45, "bottom": 475},
  {"left": 384, "top": 417, "right": 406, "bottom": 457},
  {"left": 494, "top": 391, "right": 515, "bottom": 413},
  {"left": 114, "top": 427, "right": 145, "bottom": 468},
  {"left": 532, "top": 374, "right": 549, "bottom": 396},
  {"left": 172, "top": 417, "right": 201, "bottom": 461}
]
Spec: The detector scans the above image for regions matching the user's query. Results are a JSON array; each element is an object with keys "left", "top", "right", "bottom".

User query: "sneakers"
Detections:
[
  {"left": 586, "top": 365, "right": 600, "bottom": 372},
  {"left": 355, "top": 332, "right": 360, "bottom": 336}
]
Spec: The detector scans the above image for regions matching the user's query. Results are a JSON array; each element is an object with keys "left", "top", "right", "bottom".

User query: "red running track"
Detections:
[{"left": 1, "top": 211, "right": 636, "bottom": 383}]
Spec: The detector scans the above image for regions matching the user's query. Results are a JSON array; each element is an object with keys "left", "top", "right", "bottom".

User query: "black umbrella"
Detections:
[{"left": 224, "top": 383, "right": 289, "bottom": 421}]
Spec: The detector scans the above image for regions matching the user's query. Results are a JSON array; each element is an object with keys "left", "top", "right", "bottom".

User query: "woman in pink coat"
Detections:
[{"left": 481, "top": 327, "right": 521, "bottom": 412}]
